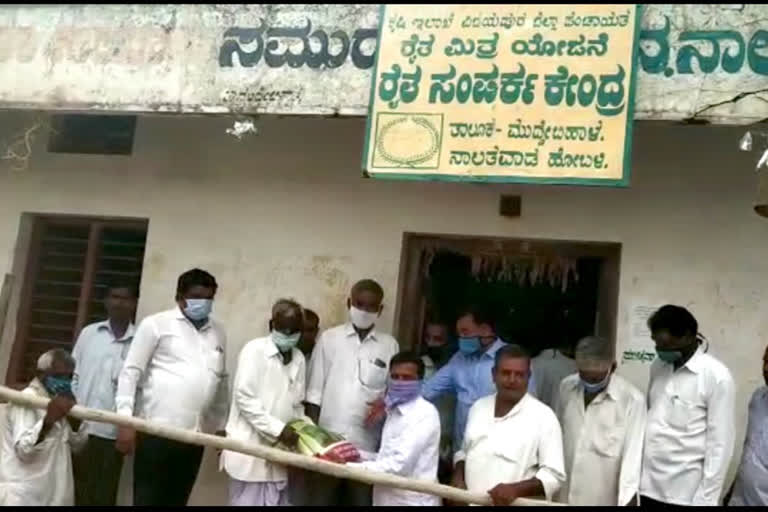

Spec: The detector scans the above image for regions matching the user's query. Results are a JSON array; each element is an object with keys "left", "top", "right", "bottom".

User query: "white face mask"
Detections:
[{"left": 349, "top": 305, "right": 379, "bottom": 329}]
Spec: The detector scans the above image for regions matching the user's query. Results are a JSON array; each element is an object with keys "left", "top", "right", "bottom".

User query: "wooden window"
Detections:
[{"left": 6, "top": 216, "right": 148, "bottom": 387}]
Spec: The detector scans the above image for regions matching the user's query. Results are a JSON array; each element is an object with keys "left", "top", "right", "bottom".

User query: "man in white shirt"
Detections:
[
  {"left": 0, "top": 349, "right": 88, "bottom": 506},
  {"left": 417, "top": 306, "right": 537, "bottom": 463},
  {"left": 305, "top": 279, "right": 400, "bottom": 506},
  {"left": 346, "top": 351, "right": 441, "bottom": 506},
  {"left": 115, "top": 268, "right": 229, "bottom": 506},
  {"left": 452, "top": 344, "right": 564, "bottom": 505},
  {"left": 640, "top": 305, "right": 735, "bottom": 506},
  {"left": 555, "top": 336, "right": 646, "bottom": 506},
  {"left": 531, "top": 341, "right": 577, "bottom": 410},
  {"left": 71, "top": 281, "right": 137, "bottom": 506},
  {"left": 222, "top": 299, "right": 307, "bottom": 506}
]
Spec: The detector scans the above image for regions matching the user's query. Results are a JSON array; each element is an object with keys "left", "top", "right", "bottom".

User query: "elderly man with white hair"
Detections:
[
  {"left": 221, "top": 299, "right": 309, "bottom": 506},
  {"left": 554, "top": 336, "right": 646, "bottom": 506},
  {"left": 0, "top": 348, "right": 88, "bottom": 506}
]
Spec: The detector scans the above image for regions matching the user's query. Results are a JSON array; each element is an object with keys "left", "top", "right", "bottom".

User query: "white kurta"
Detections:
[
  {"left": 0, "top": 379, "right": 88, "bottom": 506},
  {"left": 555, "top": 374, "right": 646, "bottom": 506},
  {"left": 221, "top": 336, "right": 306, "bottom": 484},
  {"left": 456, "top": 393, "right": 565, "bottom": 501},
  {"left": 348, "top": 396, "right": 441, "bottom": 506},
  {"left": 116, "top": 307, "right": 230, "bottom": 434},
  {"left": 640, "top": 347, "right": 735, "bottom": 506},
  {"left": 306, "top": 323, "right": 399, "bottom": 452}
]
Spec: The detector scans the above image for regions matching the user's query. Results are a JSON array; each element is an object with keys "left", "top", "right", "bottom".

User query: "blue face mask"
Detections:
[
  {"left": 43, "top": 375, "right": 72, "bottom": 396},
  {"left": 458, "top": 336, "right": 482, "bottom": 355},
  {"left": 580, "top": 370, "right": 611, "bottom": 394},
  {"left": 272, "top": 331, "right": 301, "bottom": 353},
  {"left": 184, "top": 299, "right": 213, "bottom": 321}
]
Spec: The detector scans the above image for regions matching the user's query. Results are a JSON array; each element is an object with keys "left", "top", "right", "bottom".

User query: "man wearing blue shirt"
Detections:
[
  {"left": 71, "top": 282, "right": 137, "bottom": 506},
  {"left": 366, "top": 305, "right": 535, "bottom": 455},
  {"left": 421, "top": 305, "right": 535, "bottom": 456}
]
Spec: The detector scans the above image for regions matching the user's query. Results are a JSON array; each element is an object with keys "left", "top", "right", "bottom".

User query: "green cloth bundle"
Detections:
[{"left": 277, "top": 419, "right": 361, "bottom": 463}]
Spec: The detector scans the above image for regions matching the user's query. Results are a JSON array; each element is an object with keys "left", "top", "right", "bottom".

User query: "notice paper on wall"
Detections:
[{"left": 622, "top": 303, "right": 657, "bottom": 364}]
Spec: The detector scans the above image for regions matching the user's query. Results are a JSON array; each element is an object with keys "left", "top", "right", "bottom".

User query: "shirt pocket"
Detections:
[
  {"left": 591, "top": 412, "right": 624, "bottom": 458},
  {"left": 493, "top": 444, "right": 522, "bottom": 472},
  {"left": 666, "top": 395, "right": 700, "bottom": 429},
  {"left": 592, "top": 428, "right": 623, "bottom": 458},
  {"left": 358, "top": 357, "right": 388, "bottom": 391}
]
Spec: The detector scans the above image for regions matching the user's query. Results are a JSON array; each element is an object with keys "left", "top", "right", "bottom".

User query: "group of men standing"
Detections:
[{"left": 0, "top": 267, "right": 766, "bottom": 507}]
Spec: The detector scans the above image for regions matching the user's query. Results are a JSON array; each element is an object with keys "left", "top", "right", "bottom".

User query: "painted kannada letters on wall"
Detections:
[
  {"left": 219, "top": 19, "right": 377, "bottom": 70},
  {"left": 217, "top": 14, "right": 768, "bottom": 77},
  {"left": 622, "top": 350, "right": 656, "bottom": 363},
  {"left": 362, "top": 5, "right": 639, "bottom": 185},
  {"left": 640, "top": 16, "right": 768, "bottom": 76}
]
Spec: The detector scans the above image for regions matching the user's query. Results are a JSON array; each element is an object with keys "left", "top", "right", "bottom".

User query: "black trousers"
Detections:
[
  {"left": 133, "top": 433, "right": 204, "bottom": 506},
  {"left": 640, "top": 496, "right": 689, "bottom": 508},
  {"left": 73, "top": 435, "right": 124, "bottom": 506},
  {"left": 306, "top": 471, "right": 372, "bottom": 506}
]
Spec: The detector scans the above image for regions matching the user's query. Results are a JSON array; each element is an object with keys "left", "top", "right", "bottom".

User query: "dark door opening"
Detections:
[
  {"left": 394, "top": 233, "right": 621, "bottom": 357},
  {"left": 424, "top": 250, "right": 602, "bottom": 356}
]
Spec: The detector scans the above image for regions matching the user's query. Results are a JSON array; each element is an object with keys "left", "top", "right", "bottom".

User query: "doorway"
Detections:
[{"left": 394, "top": 233, "right": 622, "bottom": 356}]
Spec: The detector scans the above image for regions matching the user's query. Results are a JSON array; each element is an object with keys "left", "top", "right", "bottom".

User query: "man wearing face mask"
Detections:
[
  {"left": 418, "top": 305, "right": 536, "bottom": 462},
  {"left": 640, "top": 305, "right": 735, "bottom": 506},
  {"left": 0, "top": 349, "right": 88, "bottom": 506},
  {"left": 305, "top": 279, "right": 399, "bottom": 506},
  {"left": 343, "top": 351, "right": 440, "bottom": 506},
  {"left": 555, "top": 336, "right": 646, "bottom": 506},
  {"left": 221, "top": 299, "right": 307, "bottom": 506},
  {"left": 422, "top": 320, "right": 455, "bottom": 379},
  {"left": 115, "top": 268, "right": 229, "bottom": 506},
  {"left": 420, "top": 319, "right": 457, "bottom": 484}
]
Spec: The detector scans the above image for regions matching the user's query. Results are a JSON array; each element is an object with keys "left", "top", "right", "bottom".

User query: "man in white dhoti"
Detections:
[{"left": 221, "top": 299, "right": 308, "bottom": 506}]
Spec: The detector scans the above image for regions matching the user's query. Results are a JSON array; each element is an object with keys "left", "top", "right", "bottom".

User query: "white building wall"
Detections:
[{"left": 0, "top": 114, "right": 763, "bottom": 503}]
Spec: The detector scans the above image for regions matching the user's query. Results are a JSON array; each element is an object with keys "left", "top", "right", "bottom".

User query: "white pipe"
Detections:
[{"left": 0, "top": 385, "right": 564, "bottom": 506}]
